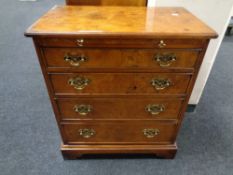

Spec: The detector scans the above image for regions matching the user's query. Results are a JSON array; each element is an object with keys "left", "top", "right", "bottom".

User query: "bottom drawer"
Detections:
[{"left": 61, "top": 121, "right": 177, "bottom": 145}]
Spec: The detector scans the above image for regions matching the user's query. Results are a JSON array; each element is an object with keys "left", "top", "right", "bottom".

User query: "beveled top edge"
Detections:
[{"left": 25, "top": 5, "right": 218, "bottom": 39}]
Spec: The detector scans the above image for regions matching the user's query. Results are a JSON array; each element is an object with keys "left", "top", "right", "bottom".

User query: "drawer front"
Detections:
[
  {"left": 43, "top": 48, "right": 199, "bottom": 70},
  {"left": 61, "top": 121, "right": 177, "bottom": 144},
  {"left": 50, "top": 73, "right": 191, "bottom": 96},
  {"left": 57, "top": 97, "right": 183, "bottom": 120},
  {"left": 37, "top": 37, "right": 205, "bottom": 49}
]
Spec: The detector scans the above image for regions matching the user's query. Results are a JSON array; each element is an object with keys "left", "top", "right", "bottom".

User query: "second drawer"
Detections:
[{"left": 57, "top": 97, "right": 184, "bottom": 120}]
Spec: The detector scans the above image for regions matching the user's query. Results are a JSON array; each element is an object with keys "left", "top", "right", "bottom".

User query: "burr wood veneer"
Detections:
[{"left": 25, "top": 6, "right": 217, "bottom": 159}]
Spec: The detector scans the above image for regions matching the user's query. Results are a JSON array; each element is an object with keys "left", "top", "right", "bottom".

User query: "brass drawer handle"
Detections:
[
  {"left": 74, "top": 104, "right": 92, "bottom": 116},
  {"left": 64, "top": 54, "right": 88, "bottom": 67},
  {"left": 145, "top": 104, "right": 165, "bottom": 115},
  {"left": 158, "top": 40, "right": 166, "bottom": 48},
  {"left": 68, "top": 76, "right": 90, "bottom": 90},
  {"left": 79, "top": 128, "right": 95, "bottom": 138},
  {"left": 151, "top": 78, "right": 171, "bottom": 90},
  {"left": 155, "top": 53, "right": 176, "bottom": 67},
  {"left": 77, "top": 39, "right": 84, "bottom": 47},
  {"left": 143, "top": 128, "right": 160, "bottom": 138}
]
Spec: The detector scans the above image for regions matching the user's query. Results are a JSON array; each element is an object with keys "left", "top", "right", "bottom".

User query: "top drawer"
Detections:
[{"left": 36, "top": 37, "right": 206, "bottom": 49}]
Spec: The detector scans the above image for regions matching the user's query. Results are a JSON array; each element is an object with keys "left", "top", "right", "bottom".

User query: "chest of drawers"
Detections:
[{"left": 25, "top": 6, "right": 217, "bottom": 159}]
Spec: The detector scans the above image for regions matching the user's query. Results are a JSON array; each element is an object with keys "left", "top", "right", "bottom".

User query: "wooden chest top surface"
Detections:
[{"left": 25, "top": 5, "right": 217, "bottom": 38}]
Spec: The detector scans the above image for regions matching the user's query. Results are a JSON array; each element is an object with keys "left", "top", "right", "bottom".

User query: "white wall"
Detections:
[{"left": 148, "top": 0, "right": 233, "bottom": 104}]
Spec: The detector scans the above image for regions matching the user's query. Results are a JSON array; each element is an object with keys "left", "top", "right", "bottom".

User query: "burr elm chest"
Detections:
[{"left": 25, "top": 5, "right": 217, "bottom": 159}]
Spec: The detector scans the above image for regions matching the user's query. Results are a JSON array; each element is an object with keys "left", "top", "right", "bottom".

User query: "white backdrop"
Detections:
[{"left": 147, "top": 0, "right": 233, "bottom": 104}]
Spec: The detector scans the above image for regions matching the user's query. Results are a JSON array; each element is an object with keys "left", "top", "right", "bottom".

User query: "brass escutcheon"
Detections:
[
  {"left": 151, "top": 78, "right": 171, "bottom": 90},
  {"left": 143, "top": 128, "right": 160, "bottom": 138},
  {"left": 155, "top": 53, "right": 176, "bottom": 67},
  {"left": 158, "top": 40, "right": 166, "bottom": 48},
  {"left": 68, "top": 76, "right": 90, "bottom": 90},
  {"left": 77, "top": 39, "right": 84, "bottom": 47},
  {"left": 64, "top": 54, "right": 88, "bottom": 67},
  {"left": 74, "top": 104, "right": 92, "bottom": 116},
  {"left": 79, "top": 128, "right": 95, "bottom": 138},
  {"left": 145, "top": 104, "right": 165, "bottom": 115}
]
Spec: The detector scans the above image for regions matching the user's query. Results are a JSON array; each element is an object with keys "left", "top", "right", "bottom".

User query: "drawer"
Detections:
[
  {"left": 43, "top": 48, "right": 200, "bottom": 71},
  {"left": 50, "top": 73, "right": 191, "bottom": 96},
  {"left": 57, "top": 97, "right": 184, "bottom": 120},
  {"left": 37, "top": 37, "right": 205, "bottom": 49},
  {"left": 61, "top": 121, "right": 177, "bottom": 144}
]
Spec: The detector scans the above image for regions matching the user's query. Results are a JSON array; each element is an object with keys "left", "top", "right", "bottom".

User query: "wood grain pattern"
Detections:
[
  {"left": 43, "top": 48, "right": 200, "bottom": 71},
  {"left": 50, "top": 73, "right": 191, "bottom": 96},
  {"left": 25, "top": 6, "right": 217, "bottom": 39},
  {"left": 57, "top": 97, "right": 184, "bottom": 120},
  {"left": 61, "top": 120, "right": 177, "bottom": 144},
  {"left": 66, "top": 0, "right": 147, "bottom": 6},
  {"left": 25, "top": 6, "right": 218, "bottom": 159}
]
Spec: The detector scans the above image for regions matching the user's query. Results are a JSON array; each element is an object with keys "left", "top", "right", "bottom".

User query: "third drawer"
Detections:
[{"left": 56, "top": 97, "right": 184, "bottom": 120}]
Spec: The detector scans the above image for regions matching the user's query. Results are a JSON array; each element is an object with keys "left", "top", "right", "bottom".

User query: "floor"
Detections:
[{"left": 0, "top": 1, "right": 233, "bottom": 175}]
